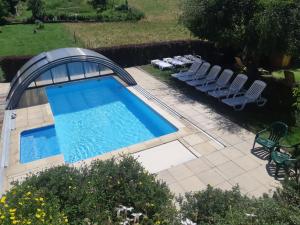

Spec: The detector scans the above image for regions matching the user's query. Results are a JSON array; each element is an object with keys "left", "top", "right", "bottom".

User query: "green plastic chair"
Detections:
[
  {"left": 253, "top": 121, "right": 288, "bottom": 159},
  {"left": 271, "top": 143, "right": 300, "bottom": 179}
]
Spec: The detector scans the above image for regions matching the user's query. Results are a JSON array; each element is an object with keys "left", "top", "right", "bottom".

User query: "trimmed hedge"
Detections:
[{"left": 0, "top": 40, "right": 221, "bottom": 82}]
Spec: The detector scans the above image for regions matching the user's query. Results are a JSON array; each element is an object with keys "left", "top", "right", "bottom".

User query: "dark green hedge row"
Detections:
[
  {"left": 10, "top": 7, "right": 144, "bottom": 24},
  {"left": 0, "top": 40, "right": 221, "bottom": 82}
]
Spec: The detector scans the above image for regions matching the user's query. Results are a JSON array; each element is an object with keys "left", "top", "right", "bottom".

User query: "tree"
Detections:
[
  {"left": 89, "top": 0, "right": 108, "bottom": 11},
  {"left": 5, "top": 0, "right": 20, "bottom": 15},
  {"left": 180, "top": 0, "right": 300, "bottom": 78},
  {"left": 27, "top": 0, "right": 45, "bottom": 20},
  {"left": 0, "top": 0, "right": 9, "bottom": 24}
]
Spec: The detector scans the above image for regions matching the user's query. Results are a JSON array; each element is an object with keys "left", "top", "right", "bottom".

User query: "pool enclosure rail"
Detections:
[{"left": 6, "top": 48, "right": 137, "bottom": 110}]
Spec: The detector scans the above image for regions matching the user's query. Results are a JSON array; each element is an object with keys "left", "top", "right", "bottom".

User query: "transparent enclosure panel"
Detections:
[
  {"left": 84, "top": 62, "right": 100, "bottom": 78},
  {"left": 51, "top": 65, "right": 69, "bottom": 83},
  {"left": 100, "top": 65, "right": 113, "bottom": 76},
  {"left": 35, "top": 70, "right": 53, "bottom": 86},
  {"left": 68, "top": 62, "right": 85, "bottom": 80}
]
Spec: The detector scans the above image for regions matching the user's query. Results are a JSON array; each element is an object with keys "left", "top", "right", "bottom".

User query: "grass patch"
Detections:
[
  {"left": 0, "top": 67, "right": 4, "bottom": 82},
  {"left": 65, "top": 21, "right": 192, "bottom": 48},
  {"left": 1, "top": 0, "right": 193, "bottom": 56},
  {"left": 272, "top": 68, "right": 300, "bottom": 82},
  {"left": 0, "top": 24, "right": 80, "bottom": 56},
  {"left": 64, "top": 0, "right": 194, "bottom": 48},
  {"left": 140, "top": 64, "right": 300, "bottom": 146}
]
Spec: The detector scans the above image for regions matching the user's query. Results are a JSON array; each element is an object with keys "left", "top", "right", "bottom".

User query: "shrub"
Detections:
[
  {"left": 0, "top": 40, "right": 217, "bottom": 81},
  {"left": 179, "top": 181, "right": 300, "bottom": 225},
  {"left": 0, "top": 186, "right": 68, "bottom": 225},
  {"left": 180, "top": 0, "right": 300, "bottom": 78},
  {"left": 178, "top": 185, "right": 252, "bottom": 224},
  {"left": 9, "top": 157, "right": 179, "bottom": 224},
  {"left": 28, "top": 0, "right": 45, "bottom": 20}
]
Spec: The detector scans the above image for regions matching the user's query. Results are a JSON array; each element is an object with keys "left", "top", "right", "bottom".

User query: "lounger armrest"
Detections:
[{"left": 255, "top": 128, "right": 268, "bottom": 137}]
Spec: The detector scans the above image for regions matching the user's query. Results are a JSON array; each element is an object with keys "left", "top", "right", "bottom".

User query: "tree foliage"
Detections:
[
  {"left": 0, "top": 0, "right": 9, "bottom": 22},
  {"left": 5, "top": 0, "right": 20, "bottom": 15},
  {"left": 27, "top": 0, "right": 45, "bottom": 19},
  {"left": 89, "top": 0, "right": 108, "bottom": 11},
  {"left": 6, "top": 157, "right": 179, "bottom": 224},
  {"left": 179, "top": 181, "right": 300, "bottom": 225},
  {"left": 180, "top": 0, "right": 300, "bottom": 61}
]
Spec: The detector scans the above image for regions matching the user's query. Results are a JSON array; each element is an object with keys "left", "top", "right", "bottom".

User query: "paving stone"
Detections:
[
  {"left": 193, "top": 142, "right": 218, "bottom": 155},
  {"left": 205, "top": 151, "right": 230, "bottom": 166},
  {"left": 219, "top": 147, "right": 245, "bottom": 160},
  {"left": 247, "top": 185, "right": 273, "bottom": 198},
  {"left": 233, "top": 155, "right": 261, "bottom": 171},
  {"left": 220, "top": 134, "right": 244, "bottom": 146},
  {"left": 178, "top": 175, "right": 206, "bottom": 192},
  {"left": 247, "top": 166, "right": 274, "bottom": 186},
  {"left": 215, "top": 181, "right": 234, "bottom": 191},
  {"left": 229, "top": 173, "right": 263, "bottom": 193},
  {"left": 156, "top": 170, "right": 176, "bottom": 185},
  {"left": 208, "top": 140, "right": 224, "bottom": 150},
  {"left": 184, "top": 158, "right": 213, "bottom": 174},
  {"left": 234, "top": 141, "right": 255, "bottom": 154},
  {"left": 216, "top": 161, "right": 245, "bottom": 179},
  {"left": 197, "top": 169, "right": 226, "bottom": 187},
  {"left": 183, "top": 133, "right": 205, "bottom": 146},
  {"left": 168, "top": 164, "right": 194, "bottom": 181},
  {"left": 168, "top": 182, "right": 186, "bottom": 197}
]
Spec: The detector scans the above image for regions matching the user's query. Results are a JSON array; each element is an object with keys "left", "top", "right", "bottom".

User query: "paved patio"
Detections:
[
  {"left": 127, "top": 67, "right": 281, "bottom": 197},
  {"left": 1, "top": 68, "right": 281, "bottom": 197}
]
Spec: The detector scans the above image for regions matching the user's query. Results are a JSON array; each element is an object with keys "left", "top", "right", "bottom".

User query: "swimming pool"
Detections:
[
  {"left": 20, "top": 77, "right": 177, "bottom": 163},
  {"left": 20, "top": 125, "right": 60, "bottom": 163}
]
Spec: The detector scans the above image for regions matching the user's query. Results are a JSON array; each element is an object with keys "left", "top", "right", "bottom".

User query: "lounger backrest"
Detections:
[
  {"left": 189, "top": 61, "right": 202, "bottom": 73},
  {"left": 206, "top": 65, "right": 222, "bottom": 81},
  {"left": 195, "top": 62, "right": 211, "bottom": 79},
  {"left": 245, "top": 80, "right": 267, "bottom": 100},
  {"left": 229, "top": 74, "right": 248, "bottom": 92},
  {"left": 216, "top": 69, "right": 234, "bottom": 86}
]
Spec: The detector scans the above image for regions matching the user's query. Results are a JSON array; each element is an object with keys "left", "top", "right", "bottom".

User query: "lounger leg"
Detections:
[
  {"left": 252, "top": 139, "right": 256, "bottom": 150},
  {"left": 275, "top": 164, "right": 279, "bottom": 179}
]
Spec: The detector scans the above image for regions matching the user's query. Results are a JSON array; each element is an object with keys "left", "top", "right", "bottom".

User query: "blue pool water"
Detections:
[
  {"left": 20, "top": 125, "right": 60, "bottom": 163},
  {"left": 20, "top": 77, "right": 177, "bottom": 163}
]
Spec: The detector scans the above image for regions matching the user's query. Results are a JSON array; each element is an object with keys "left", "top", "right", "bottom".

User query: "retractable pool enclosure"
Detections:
[{"left": 6, "top": 48, "right": 137, "bottom": 109}]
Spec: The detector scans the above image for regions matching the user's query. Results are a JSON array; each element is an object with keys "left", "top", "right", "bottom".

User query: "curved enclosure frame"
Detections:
[{"left": 6, "top": 48, "right": 137, "bottom": 109}]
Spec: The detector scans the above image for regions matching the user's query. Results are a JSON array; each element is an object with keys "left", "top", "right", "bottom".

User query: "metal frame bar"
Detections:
[{"left": 6, "top": 52, "right": 137, "bottom": 109}]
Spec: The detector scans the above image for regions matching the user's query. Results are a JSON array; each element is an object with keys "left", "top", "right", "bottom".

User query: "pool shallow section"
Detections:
[
  {"left": 20, "top": 125, "right": 60, "bottom": 164},
  {"left": 42, "top": 76, "right": 178, "bottom": 163}
]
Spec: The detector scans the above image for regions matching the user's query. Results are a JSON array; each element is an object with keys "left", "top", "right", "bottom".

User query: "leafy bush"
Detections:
[
  {"left": 180, "top": 0, "right": 300, "bottom": 78},
  {"left": 8, "top": 157, "right": 179, "bottom": 224},
  {"left": 179, "top": 180, "right": 300, "bottom": 225},
  {"left": 0, "top": 185, "right": 68, "bottom": 225},
  {"left": 99, "top": 7, "right": 144, "bottom": 22}
]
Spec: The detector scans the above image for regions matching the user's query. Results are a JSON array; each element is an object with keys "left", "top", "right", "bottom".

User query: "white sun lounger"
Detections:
[
  {"left": 196, "top": 69, "right": 234, "bottom": 92},
  {"left": 222, "top": 80, "right": 267, "bottom": 110},
  {"left": 184, "top": 54, "right": 202, "bottom": 62},
  {"left": 177, "top": 62, "right": 211, "bottom": 82},
  {"left": 186, "top": 65, "right": 221, "bottom": 86},
  {"left": 163, "top": 58, "right": 186, "bottom": 67},
  {"left": 171, "top": 60, "right": 202, "bottom": 79},
  {"left": 151, "top": 59, "right": 173, "bottom": 70},
  {"left": 174, "top": 56, "right": 193, "bottom": 64},
  {"left": 208, "top": 74, "right": 248, "bottom": 99}
]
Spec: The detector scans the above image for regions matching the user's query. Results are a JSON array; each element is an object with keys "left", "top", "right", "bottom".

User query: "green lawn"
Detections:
[
  {"left": 65, "top": 0, "right": 194, "bottom": 48},
  {"left": 0, "top": 0, "right": 193, "bottom": 56},
  {"left": 141, "top": 65, "right": 300, "bottom": 146},
  {"left": 272, "top": 68, "right": 300, "bottom": 82},
  {"left": 0, "top": 24, "right": 80, "bottom": 56}
]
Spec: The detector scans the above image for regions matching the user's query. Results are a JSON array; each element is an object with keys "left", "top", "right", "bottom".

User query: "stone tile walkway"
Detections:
[{"left": 127, "top": 67, "right": 281, "bottom": 197}]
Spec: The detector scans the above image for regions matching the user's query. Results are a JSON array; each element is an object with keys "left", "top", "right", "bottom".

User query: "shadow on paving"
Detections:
[{"left": 144, "top": 67, "right": 297, "bottom": 138}]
